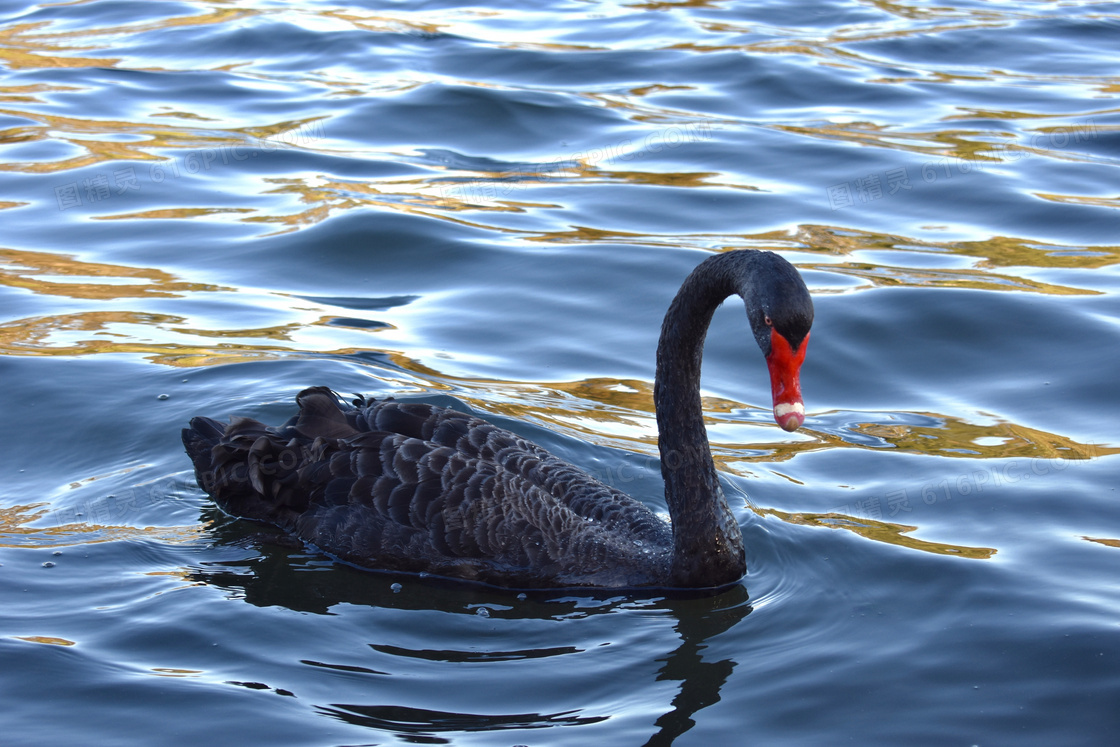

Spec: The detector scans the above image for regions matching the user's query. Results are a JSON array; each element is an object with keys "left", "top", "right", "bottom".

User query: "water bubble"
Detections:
[
  {"left": 157, "top": 394, "right": 170, "bottom": 401},
  {"left": 476, "top": 607, "right": 490, "bottom": 618},
  {"left": 42, "top": 562, "right": 55, "bottom": 568},
  {"left": 390, "top": 583, "right": 402, "bottom": 593},
  {"left": 633, "top": 539, "right": 643, "bottom": 547},
  {"left": 517, "top": 593, "right": 527, "bottom": 601},
  {"left": 52, "top": 551, "right": 62, "bottom": 556}
]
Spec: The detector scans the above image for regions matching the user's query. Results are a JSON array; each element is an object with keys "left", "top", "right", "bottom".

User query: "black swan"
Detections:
[{"left": 183, "top": 250, "right": 813, "bottom": 589}]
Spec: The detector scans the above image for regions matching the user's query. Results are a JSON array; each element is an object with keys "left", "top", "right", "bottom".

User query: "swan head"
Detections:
[{"left": 743, "top": 252, "right": 814, "bottom": 432}]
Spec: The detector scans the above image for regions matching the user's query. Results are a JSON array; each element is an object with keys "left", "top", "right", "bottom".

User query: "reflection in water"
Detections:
[
  {"left": 0, "top": 247, "right": 224, "bottom": 299},
  {"left": 0, "top": 93, "right": 326, "bottom": 174},
  {"left": 0, "top": 309, "right": 293, "bottom": 366},
  {"left": 644, "top": 589, "right": 750, "bottom": 747},
  {"left": 0, "top": 7, "right": 256, "bottom": 72},
  {"left": 4, "top": 234, "right": 1094, "bottom": 469},
  {"left": 0, "top": 500, "right": 201, "bottom": 549},
  {"left": 12, "top": 635, "right": 76, "bottom": 646},
  {"left": 317, "top": 703, "right": 607, "bottom": 737},
  {"left": 805, "top": 259, "right": 1100, "bottom": 295},
  {"left": 191, "top": 509, "right": 750, "bottom": 745},
  {"left": 328, "top": 593, "right": 750, "bottom": 745},
  {"left": 0, "top": 247, "right": 389, "bottom": 364},
  {"left": 1, "top": 0, "right": 1115, "bottom": 251},
  {"left": 757, "top": 507, "right": 995, "bottom": 558},
  {"left": 829, "top": 415, "right": 1115, "bottom": 464}
]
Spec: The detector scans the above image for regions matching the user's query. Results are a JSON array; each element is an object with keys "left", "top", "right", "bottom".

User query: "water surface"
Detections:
[{"left": 1, "top": 1, "right": 1119, "bottom": 744}]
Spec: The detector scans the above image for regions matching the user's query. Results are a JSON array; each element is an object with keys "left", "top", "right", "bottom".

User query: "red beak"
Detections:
[{"left": 766, "top": 329, "right": 808, "bottom": 432}]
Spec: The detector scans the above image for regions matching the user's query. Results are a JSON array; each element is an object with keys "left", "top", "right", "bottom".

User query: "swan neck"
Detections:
[{"left": 655, "top": 252, "right": 753, "bottom": 587}]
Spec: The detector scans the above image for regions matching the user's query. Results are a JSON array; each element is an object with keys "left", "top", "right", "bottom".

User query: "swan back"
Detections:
[{"left": 184, "top": 387, "right": 672, "bottom": 588}]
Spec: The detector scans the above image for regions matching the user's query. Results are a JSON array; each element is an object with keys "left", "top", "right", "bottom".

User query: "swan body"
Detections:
[{"left": 183, "top": 250, "right": 813, "bottom": 589}]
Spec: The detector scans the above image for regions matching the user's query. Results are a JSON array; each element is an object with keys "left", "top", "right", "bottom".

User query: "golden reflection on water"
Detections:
[
  {"left": 0, "top": 247, "right": 362, "bottom": 364},
  {"left": 0, "top": 501, "right": 202, "bottom": 550},
  {"left": 759, "top": 226, "right": 1120, "bottom": 271},
  {"left": 3, "top": 2, "right": 1112, "bottom": 242},
  {"left": 850, "top": 419, "right": 1109, "bottom": 461},
  {"left": 0, "top": 0, "right": 1111, "bottom": 169},
  {"left": 0, "top": 23, "right": 119, "bottom": 70},
  {"left": 757, "top": 507, "right": 996, "bottom": 559},
  {"left": 0, "top": 307, "right": 310, "bottom": 366},
  {"left": 0, "top": 105, "right": 327, "bottom": 174},
  {"left": 1, "top": 242, "right": 1111, "bottom": 467},
  {"left": 0, "top": 8, "right": 255, "bottom": 71},
  {"left": 320, "top": 8, "right": 449, "bottom": 39},
  {"left": 0, "top": 247, "right": 225, "bottom": 299},
  {"left": 805, "top": 260, "right": 1100, "bottom": 295},
  {"left": 92, "top": 207, "right": 256, "bottom": 221},
  {"left": 12, "top": 635, "right": 77, "bottom": 646}
]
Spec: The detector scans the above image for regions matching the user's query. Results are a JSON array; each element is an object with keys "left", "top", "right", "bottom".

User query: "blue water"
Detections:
[{"left": 1, "top": 0, "right": 1119, "bottom": 744}]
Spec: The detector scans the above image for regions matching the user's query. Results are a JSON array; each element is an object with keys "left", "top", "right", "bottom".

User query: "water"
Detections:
[{"left": 1, "top": 0, "right": 1118, "bottom": 744}]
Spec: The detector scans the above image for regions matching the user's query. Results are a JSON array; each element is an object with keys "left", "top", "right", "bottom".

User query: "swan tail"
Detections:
[{"left": 182, "top": 388, "right": 357, "bottom": 527}]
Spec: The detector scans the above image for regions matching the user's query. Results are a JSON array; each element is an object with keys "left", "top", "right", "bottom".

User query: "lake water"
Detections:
[{"left": 1, "top": 0, "right": 1118, "bottom": 744}]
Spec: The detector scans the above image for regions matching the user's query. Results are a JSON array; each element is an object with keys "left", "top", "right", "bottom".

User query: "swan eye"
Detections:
[{"left": 764, "top": 315, "right": 773, "bottom": 326}]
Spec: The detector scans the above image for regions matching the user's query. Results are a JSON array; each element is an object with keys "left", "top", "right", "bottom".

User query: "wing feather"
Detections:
[{"left": 183, "top": 388, "right": 673, "bottom": 587}]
